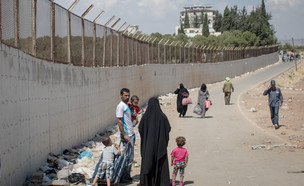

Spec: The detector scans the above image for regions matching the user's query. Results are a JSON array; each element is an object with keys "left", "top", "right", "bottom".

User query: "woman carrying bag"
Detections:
[
  {"left": 197, "top": 84, "right": 210, "bottom": 118},
  {"left": 174, "top": 83, "right": 190, "bottom": 117}
]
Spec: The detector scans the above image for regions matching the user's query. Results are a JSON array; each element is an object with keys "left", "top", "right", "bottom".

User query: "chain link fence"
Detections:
[{"left": 0, "top": 0, "right": 278, "bottom": 67}]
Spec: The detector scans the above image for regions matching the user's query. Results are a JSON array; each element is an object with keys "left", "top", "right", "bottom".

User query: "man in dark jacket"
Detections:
[{"left": 263, "top": 80, "right": 283, "bottom": 129}]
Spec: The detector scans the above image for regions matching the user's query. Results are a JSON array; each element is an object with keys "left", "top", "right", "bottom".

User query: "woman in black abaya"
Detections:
[
  {"left": 138, "top": 97, "right": 171, "bottom": 186},
  {"left": 174, "top": 83, "right": 189, "bottom": 117}
]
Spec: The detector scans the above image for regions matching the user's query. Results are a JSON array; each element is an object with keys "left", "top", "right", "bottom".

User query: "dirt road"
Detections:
[
  {"left": 129, "top": 60, "right": 304, "bottom": 186},
  {"left": 165, "top": 61, "right": 304, "bottom": 186}
]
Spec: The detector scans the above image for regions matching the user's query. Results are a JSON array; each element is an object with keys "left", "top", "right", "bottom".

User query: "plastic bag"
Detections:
[
  {"left": 193, "top": 104, "right": 202, "bottom": 115},
  {"left": 68, "top": 173, "right": 85, "bottom": 184},
  {"left": 205, "top": 100, "right": 211, "bottom": 109},
  {"left": 182, "top": 97, "right": 192, "bottom": 105}
]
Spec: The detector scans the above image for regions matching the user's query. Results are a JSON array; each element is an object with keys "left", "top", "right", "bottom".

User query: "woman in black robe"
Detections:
[
  {"left": 174, "top": 83, "right": 189, "bottom": 117},
  {"left": 138, "top": 97, "right": 171, "bottom": 186}
]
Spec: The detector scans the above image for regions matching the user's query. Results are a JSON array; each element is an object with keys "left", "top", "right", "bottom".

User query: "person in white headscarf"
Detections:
[{"left": 223, "top": 77, "right": 234, "bottom": 105}]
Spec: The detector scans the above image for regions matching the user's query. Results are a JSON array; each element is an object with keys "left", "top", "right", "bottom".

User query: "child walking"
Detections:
[
  {"left": 128, "top": 95, "right": 144, "bottom": 126},
  {"left": 92, "top": 137, "right": 121, "bottom": 186},
  {"left": 171, "top": 136, "right": 189, "bottom": 186}
]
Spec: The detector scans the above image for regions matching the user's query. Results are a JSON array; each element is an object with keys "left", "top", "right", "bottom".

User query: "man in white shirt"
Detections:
[{"left": 116, "top": 88, "right": 135, "bottom": 181}]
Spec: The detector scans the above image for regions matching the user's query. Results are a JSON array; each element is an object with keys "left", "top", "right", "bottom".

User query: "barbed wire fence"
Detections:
[{"left": 0, "top": 0, "right": 279, "bottom": 67}]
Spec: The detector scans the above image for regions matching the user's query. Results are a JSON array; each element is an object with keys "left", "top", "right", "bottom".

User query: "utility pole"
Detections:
[{"left": 292, "top": 37, "right": 297, "bottom": 71}]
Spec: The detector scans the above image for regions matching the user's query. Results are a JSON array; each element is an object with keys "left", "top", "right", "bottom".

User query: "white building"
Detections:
[{"left": 176, "top": 5, "right": 221, "bottom": 37}]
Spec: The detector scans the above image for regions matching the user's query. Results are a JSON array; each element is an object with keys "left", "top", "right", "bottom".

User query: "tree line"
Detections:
[{"left": 156, "top": 0, "right": 276, "bottom": 48}]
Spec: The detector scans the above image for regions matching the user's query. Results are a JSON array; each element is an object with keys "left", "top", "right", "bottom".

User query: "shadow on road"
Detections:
[
  {"left": 193, "top": 116, "right": 214, "bottom": 119},
  {"left": 172, "top": 180, "right": 195, "bottom": 185}
]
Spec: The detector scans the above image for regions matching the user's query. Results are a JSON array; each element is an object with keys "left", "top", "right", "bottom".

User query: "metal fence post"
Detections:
[
  {"left": 169, "top": 41, "right": 173, "bottom": 64},
  {"left": 81, "top": 18, "right": 85, "bottom": 66},
  {"left": 131, "top": 37, "right": 134, "bottom": 66},
  {"left": 14, "top": 0, "right": 19, "bottom": 47},
  {"left": 102, "top": 28, "right": 107, "bottom": 66},
  {"left": 150, "top": 38, "right": 154, "bottom": 64},
  {"left": 163, "top": 40, "right": 168, "bottom": 64},
  {"left": 92, "top": 22, "right": 96, "bottom": 67},
  {"left": 50, "top": 0, "right": 55, "bottom": 62},
  {"left": 179, "top": 42, "right": 182, "bottom": 64},
  {"left": 158, "top": 39, "right": 163, "bottom": 64},
  {"left": 184, "top": 43, "right": 187, "bottom": 64},
  {"left": 147, "top": 41, "right": 150, "bottom": 64},
  {"left": 192, "top": 45, "right": 194, "bottom": 63},
  {"left": 122, "top": 34, "right": 125, "bottom": 66},
  {"left": 135, "top": 37, "right": 138, "bottom": 65},
  {"left": 110, "top": 29, "right": 113, "bottom": 66},
  {"left": 187, "top": 44, "right": 191, "bottom": 63},
  {"left": 126, "top": 36, "right": 130, "bottom": 66},
  {"left": 67, "top": 11, "right": 72, "bottom": 64},
  {"left": 174, "top": 42, "right": 178, "bottom": 64},
  {"left": 0, "top": 0, "right": 2, "bottom": 41},
  {"left": 32, "top": 0, "right": 37, "bottom": 56}
]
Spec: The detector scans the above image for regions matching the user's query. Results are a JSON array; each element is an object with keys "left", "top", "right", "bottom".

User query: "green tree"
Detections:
[
  {"left": 192, "top": 35, "right": 207, "bottom": 46},
  {"left": 242, "top": 31, "right": 257, "bottom": 46},
  {"left": 222, "top": 6, "right": 231, "bottom": 31},
  {"left": 206, "top": 35, "right": 219, "bottom": 46},
  {"left": 202, "top": 13, "right": 209, "bottom": 37},
  {"left": 150, "top": 32, "right": 163, "bottom": 44},
  {"left": 213, "top": 10, "right": 222, "bottom": 32},
  {"left": 247, "top": 0, "right": 276, "bottom": 45},
  {"left": 239, "top": 6, "right": 248, "bottom": 32},
  {"left": 174, "top": 33, "right": 189, "bottom": 44},
  {"left": 230, "top": 5, "right": 239, "bottom": 31},
  {"left": 184, "top": 11, "right": 190, "bottom": 29},
  {"left": 218, "top": 31, "right": 237, "bottom": 47},
  {"left": 193, "top": 15, "right": 200, "bottom": 28},
  {"left": 178, "top": 20, "right": 185, "bottom": 34}
]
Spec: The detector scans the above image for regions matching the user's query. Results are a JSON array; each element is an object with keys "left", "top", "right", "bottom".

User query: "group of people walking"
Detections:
[
  {"left": 92, "top": 77, "right": 282, "bottom": 186},
  {"left": 174, "top": 77, "right": 235, "bottom": 119}
]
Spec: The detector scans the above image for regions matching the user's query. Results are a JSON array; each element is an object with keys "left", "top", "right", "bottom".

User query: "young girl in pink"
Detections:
[{"left": 171, "top": 136, "right": 189, "bottom": 186}]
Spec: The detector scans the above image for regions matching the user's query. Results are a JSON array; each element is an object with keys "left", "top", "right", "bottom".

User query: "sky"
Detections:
[{"left": 54, "top": 0, "right": 304, "bottom": 41}]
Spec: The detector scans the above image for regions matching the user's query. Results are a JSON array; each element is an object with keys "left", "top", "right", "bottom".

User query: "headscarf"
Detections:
[
  {"left": 138, "top": 97, "right": 171, "bottom": 180},
  {"left": 201, "top": 83, "right": 207, "bottom": 92},
  {"left": 226, "top": 77, "right": 230, "bottom": 82},
  {"left": 179, "top": 83, "right": 184, "bottom": 90}
]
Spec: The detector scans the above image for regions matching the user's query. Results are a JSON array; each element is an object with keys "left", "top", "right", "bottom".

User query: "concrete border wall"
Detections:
[{"left": 0, "top": 43, "right": 278, "bottom": 185}]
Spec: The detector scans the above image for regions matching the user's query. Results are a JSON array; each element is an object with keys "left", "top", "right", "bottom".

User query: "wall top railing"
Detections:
[{"left": 0, "top": 0, "right": 278, "bottom": 67}]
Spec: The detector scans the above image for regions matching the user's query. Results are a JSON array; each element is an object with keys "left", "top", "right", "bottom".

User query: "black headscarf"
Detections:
[
  {"left": 201, "top": 83, "right": 207, "bottom": 92},
  {"left": 179, "top": 83, "right": 184, "bottom": 90},
  {"left": 138, "top": 97, "right": 171, "bottom": 186}
]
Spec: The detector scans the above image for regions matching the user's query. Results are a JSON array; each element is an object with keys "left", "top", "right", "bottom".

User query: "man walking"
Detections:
[
  {"left": 223, "top": 77, "right": 234, "bottom": 105},
  {"left": 263, "top": 80, "right": 283, "bottom": 129},
  {"left": 116, "top": 88, "right": 135, "bottom": 181}
]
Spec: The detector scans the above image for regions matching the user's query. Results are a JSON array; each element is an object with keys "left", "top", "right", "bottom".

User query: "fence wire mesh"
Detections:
[
  {"left": 54, "top": 5, "right": 68, "bottom": 63},
  {"left": 1, "top": 0, "right": 15, "bottom": 46},
  {"left": 112, "top": 30, "right": 118, "bottom": 66},
  {"left": 119, "top": 33, "right": 124, "bottom": 66},
  {"left": 0, "top": 0, "right": 278, "bottom": 68},
  {"left": 105, "top": 28, "right": 111, "bottom": 67},
  {"left": 18, "top": 0, "right": 32, "bottom": 54},
  {"left": 36, "top": 0, "right": 51, "bottom": 60},
  {"left": 84, "top": 20, "right": 93, "bottom": 66},
  {"left": 95, "top": 24, "right": 104, "bottom": 67},
  {"left": 70, "top": 13, "right": 82, "bottom": 66}
]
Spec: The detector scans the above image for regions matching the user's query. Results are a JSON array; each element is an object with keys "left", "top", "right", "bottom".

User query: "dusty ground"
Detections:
[
  {"left": 26, "top": 59, "right": 304, "bottom": 185},
  {"left": 125, "top": 60, "right": 304, "bottom": 186},
  {"left": 241, "top": 61, "right": 304, "bottom": 148}
]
